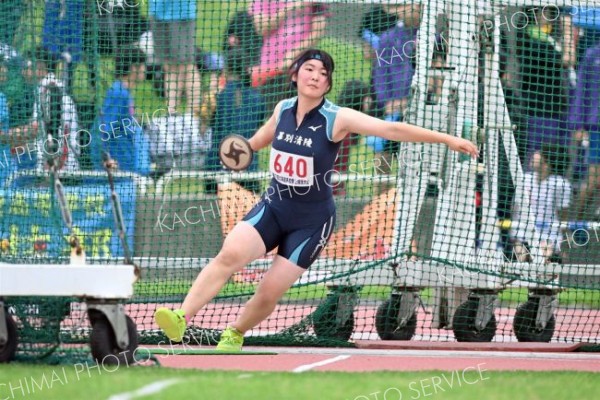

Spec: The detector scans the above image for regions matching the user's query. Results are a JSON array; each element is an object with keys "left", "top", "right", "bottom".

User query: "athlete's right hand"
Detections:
[{"left": 447, "top": 136, "right": 479, "bottom": 159}]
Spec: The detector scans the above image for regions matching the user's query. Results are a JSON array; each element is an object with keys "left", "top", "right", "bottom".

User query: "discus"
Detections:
[{"left": 218, "top": 134, "right": 254, "bottom": 171}]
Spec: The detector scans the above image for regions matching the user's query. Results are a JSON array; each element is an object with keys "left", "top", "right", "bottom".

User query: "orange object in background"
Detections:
[
  {"left": 217, "top": 183, "right": 399, "bottom": 269},
  {"left": 322, "top": 187, "right": 398, "bottom": 260},
  {"left": 217, "top": 181, "right": 259, "bottom": 237},
  {"left": 217, "top": 182, "right": 270, "bottom": 284},
  {"left": 250, "top": 67, "right": 283, "bottom": 88}
]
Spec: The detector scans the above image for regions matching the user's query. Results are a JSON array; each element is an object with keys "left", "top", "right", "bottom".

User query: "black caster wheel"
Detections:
[
  {"left": 313, "top": 295, "right": 355, "bottom": 341},
  {"left": 0, "top": 311, "right": 17, "bottom": 363},
  {"left": 452, "top": 299, "right": 496, "bottom": 342},
  {"left": 513, "top": 299, "right": 555, "bottom": 342},
  {"left": 375, "top": 297, "right": 417, "bottom": 340},
  {"left": 89, "top": 312, "right": 138, "bottom": 366}
]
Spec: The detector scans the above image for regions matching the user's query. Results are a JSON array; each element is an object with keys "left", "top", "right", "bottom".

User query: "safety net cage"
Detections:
[{"left": 0, "top": 0, "right": 599, "bottom": 364}]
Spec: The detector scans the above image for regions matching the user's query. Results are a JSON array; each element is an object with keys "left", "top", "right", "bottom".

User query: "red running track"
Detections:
[
  {"left": 132, "top": 301, "right": 599, "bottom": 373},
  {"left": 147, "top": 347, "right": 600, "bottom": 372}
]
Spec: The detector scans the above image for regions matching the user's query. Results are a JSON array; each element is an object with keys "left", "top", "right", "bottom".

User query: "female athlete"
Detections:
[{"left": 154, "top": 49, "right": 478, "bottom": 351}]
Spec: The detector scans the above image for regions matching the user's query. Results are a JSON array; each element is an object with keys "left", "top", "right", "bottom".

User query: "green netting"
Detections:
[{"left": 1, "top": 0, "right": 600, "bottom": 364}]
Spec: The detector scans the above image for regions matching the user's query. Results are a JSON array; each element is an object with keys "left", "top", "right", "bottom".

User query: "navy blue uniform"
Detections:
[{"left": 243, "top": 97, "right": 342, "bottom": 268}]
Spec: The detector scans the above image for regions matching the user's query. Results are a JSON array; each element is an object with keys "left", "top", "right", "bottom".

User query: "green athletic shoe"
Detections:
[
  {"left": 154, "top": 308, "right": 187, "bottom": 342},
  {"left": 216, "top": 327, "right": 244, "bottom": 352}
]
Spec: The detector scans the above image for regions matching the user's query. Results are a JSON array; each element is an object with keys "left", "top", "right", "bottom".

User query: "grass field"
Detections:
[{"left": 0, "top": 364, "right": 598, "bottom": 400}]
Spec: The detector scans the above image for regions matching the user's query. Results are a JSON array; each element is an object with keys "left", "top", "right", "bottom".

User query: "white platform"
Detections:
[{"left": 0, "top": 263, "right": 136, "bottom": 298}]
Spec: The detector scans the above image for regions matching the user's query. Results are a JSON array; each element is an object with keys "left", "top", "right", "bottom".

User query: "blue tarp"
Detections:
[{"left": 0, "top": 179, "right": 136, "bottom": 259}]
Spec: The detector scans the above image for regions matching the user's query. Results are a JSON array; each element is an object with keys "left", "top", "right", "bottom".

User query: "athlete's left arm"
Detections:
[
  {"left": 333, "top": 107, "right": 478, "bottom": 158},
  {"left": 248, "top": 101, "right": 283, "bottom": 152}
]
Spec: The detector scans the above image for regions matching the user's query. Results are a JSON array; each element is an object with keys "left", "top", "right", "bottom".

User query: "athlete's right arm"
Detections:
[{"left": 248, "top": 101, "right": 283, "bottom": 152}]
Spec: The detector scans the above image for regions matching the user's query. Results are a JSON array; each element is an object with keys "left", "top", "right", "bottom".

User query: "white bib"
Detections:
[{"left": 270, "top": 148, "right": 314, "bottom": 187}]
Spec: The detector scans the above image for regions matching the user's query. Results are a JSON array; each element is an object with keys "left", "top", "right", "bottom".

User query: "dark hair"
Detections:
[
  {"left": 25, "top": 47, "right": 59, "bottom": 74},
  {"left": 311, "top": 3, "right": 329, "bottom": 17},
  {"left": 114, "top": 46, "right": 146, "bottom": 78},
  {"left": 338, "top": 80, "right": 371, "bottom": 111},
  {"left": 288, "top": 49, "right": 335, "bottom": 94},
  {"left": 540, "top": 143, "right": 570, "bottom": 176},
  {"left": 225, "top": 47, "right": 251, "bottom": 87},
  {"left": 222, "top": 10, "right": 262, "bottom": 67}
]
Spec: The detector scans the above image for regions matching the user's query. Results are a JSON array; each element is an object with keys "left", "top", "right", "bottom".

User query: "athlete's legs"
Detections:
[
  {"left": 230, "top": 256, "right": 305, "bottom": 334},
  {"left": 180, "top": 222, "right": 267, "bottom": 318}
]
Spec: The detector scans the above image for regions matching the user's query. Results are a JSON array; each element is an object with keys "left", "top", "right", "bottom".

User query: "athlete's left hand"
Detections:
[{"left": 447, "top": 137, "right": 479, "bottom": 159}]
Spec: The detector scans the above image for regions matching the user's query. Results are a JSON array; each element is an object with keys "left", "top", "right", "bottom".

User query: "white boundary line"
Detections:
[
  {"left": 107, "top": 378, "right": 184, "bottom": 400},
  {"left": 292, "top": 355, "right": 352, "bottom": 373},
  {"left": 248, "top": 347, "right": 600, "bottom": 361}
]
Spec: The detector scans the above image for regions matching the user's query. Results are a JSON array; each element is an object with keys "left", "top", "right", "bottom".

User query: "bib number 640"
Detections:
[{"left": 273, "top": 153, "right": 308, "bottom": 178}]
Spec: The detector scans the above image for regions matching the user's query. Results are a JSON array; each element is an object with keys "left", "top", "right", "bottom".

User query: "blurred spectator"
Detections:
[
  {"left": 357, "top": 4, "right": 399, "bottom": 133},
  {"left": 572, "top": 7, "right": 600, "bottom": 64},
  {"left": 146, "top": 112, "right": 212, "bottom": 179},
  {"left": 6, "top": 48, "right": 80, "bottom": 175},
  {"left": 0, "top": 58, "right": 8, "bottom": 128},
  {"left": 0, "top": 44, "right": 36, "bottom": 129},
  {"left": 223, "top": 10, "right": 263, "bottom": 72},
  {"left": 511, "top": 144, "right": 571, "bottom": 263},
  {"left": 205, "top": 47, "right": 266, "bottom": 194},
  {"left": 249, "top": 1, "right": 328, "bottom": 110},
  {"left": 42, "top": 0, "right": 84, "bottom": 93},
  {"left": 369, "top": 3, "right": 421, "bottom": 165},
  {"left": 0, "top": 0, "right": 25, "bottom": 46},
  {"left": 93, "top": 0, "right": 149, "bottom": 56},
  {"left": 359, "top": 4, "right": 398, "bottom": 61},
  {"left": 88, "top": 0, "right": 149, "bottom": 91},
  {"left": 149, "top": 0, "right": 202, "bottom": 114},
  {"left": 568, "top": 41, "right": 600, "bottom": 219},
  {"left": 0, "top": 57, "right": 12, "bottom": 184},
  {"left": 561, "top": 8, "right": 578, "bottom": 84},
  {"left": 90, "top": 46, "right": 150, "bottom": 175},
  {"left": 372, "top": 4, "right": 421, "bottom": 122},
  {"left": 367, "top": 5, "right": 445, "bottom": 109},
  {"left": 195, "top": 51, "right": 223, "bottom": 124},
  {"left": 515, "top": 6, "right": 574, "bottom": 167},
  {"left": 336, "top": 80, "right": 375, "bottom": 195}
]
